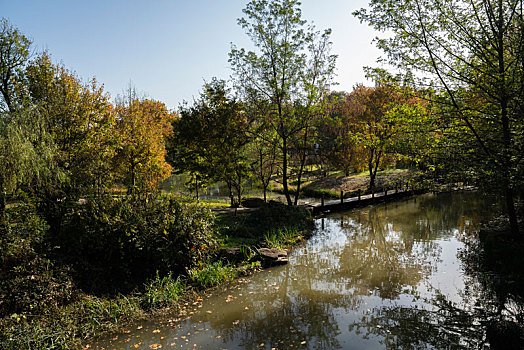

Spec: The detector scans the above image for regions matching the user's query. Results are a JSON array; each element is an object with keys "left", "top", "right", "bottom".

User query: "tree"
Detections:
[
  {"left": 170, "top": 79, "right": 249, "bottom": 206},
  {"left": 347, "top": 84, "right": 402, "bottom": 190},
  {"left": 114, "top": 99, "right": 175, "bottom": 194},
  {"left": 25, "top": 53, "right": 116, "bottom": 198},
  {"left": 317, "top": 91, "right": 365, "bottom": 177},
  {"left": 0, "top": 18, "right": 31, "bottom": 112},
  {"left": 0, "top": 20, "right": 55, "bottom": 222},
  {"left": 230, "top": 0, "right": 336, "bottom": 205},
  {"left": 355, "top": 0, "right": 524, "bottom": 236}
]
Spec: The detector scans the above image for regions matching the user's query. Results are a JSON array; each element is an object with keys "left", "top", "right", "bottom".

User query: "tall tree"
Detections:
[
  {"left": 0, "top": 18, "right": 31, "bottom": 112},
  {"left": 0, "top": 20, "right": 55, "bottom": 222},
  {"left": 356, "top": 0, "right": 524, "bottom": 236},
  {"left": 25, "top": 53, "right": 115, "bottom": 198},
  {"left": 170, "top": 79, "right": 249, "bottom": 206},
  {"left": 114, "top": 99, "right": 175, "bottom": 194},
  {"left": 230, "top": 0, "right": 336, "bottom": 205},
  {"left": 349, "top": 84, "right": 402, "bottom": 190}
]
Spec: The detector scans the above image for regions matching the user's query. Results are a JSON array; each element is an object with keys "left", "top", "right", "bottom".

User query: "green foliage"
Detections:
[
  {"left": 141, "top": 272, "right": 186, "bottom": 310},
  {"left": 0, "top": 200, "right": 76, "bottom": 317},
  {"left": 355, "top": 0, "right": 524, "bottom": 235},
  {"left": 264, "top": 227, "right": 304, "bottom": 250},
  {"left": 170, "top": 78, "right": 249, "bottom": 205},
  {"left": 0, "top": 292, "right": 144, "bottom": 350},
  {"left": 188, "top": 261, "right": 236, "bottom": 288},
  {"left": 58, "top": 194, "right": 217, "bottom": 293},
  {"left": 0, "top": 18, "right": 31, "bottom": 112},
  {"left": 216, "top": 201, "right": 314, "bottom": 243},
  {"left": 230, "top": 0, "right": 337, "bottom": 205}
]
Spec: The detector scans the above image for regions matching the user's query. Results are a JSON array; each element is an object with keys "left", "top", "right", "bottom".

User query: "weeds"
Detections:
[
  {"left": 141, "top": 272, "right": 186, "bottom": 310},
  {"left": 265, "top": 227, "right": 304, "bottom": 249},
  {"left": 188, "top": 261, "right": 236, "bottom": 288}
]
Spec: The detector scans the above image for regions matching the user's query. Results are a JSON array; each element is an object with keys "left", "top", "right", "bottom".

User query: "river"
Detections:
[{"left": 93, "top": 192, "right": 523, "bottom": 349}]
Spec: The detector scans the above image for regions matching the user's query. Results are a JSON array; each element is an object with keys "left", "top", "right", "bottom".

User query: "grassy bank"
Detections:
[
  {"left": 0, "top": 196, "right": 314, "bottom": 349},
  {"left": 267, "top": 168, "right": 421, "bottom": 200}
]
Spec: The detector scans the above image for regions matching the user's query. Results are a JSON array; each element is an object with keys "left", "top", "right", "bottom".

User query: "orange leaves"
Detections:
[{"left": 114, "top": 99, "right": 176, "bottom": 191}]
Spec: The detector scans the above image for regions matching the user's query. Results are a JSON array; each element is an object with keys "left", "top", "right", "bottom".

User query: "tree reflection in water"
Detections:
[
  {"left": 346, "top": 192, "right": 524, "bottom": 349},
  {"left": 96, "top": 192, "right": 523, "bottom": 349}
]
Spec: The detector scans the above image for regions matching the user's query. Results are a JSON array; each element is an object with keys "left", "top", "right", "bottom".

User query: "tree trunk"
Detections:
[
  {"left": 195, "top": 176, "right": 199, "bottom": 203},
  {"left": 294, "top": 127, "right": 309, "bottom": 206},
  {"left": 225, "top": 180, "right": 235, "bottom": 207},
  {"left": 282, "top": 136, "right": 293, "bottom": 206},
  {"left": 294, "top": 149, "right": 307, "bottom": 206},
  {"left": 368, "top": 150, "right": 375, "bottom": 190}
]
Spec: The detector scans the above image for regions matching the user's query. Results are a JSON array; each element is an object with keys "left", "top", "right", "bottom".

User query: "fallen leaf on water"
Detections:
[
  {"left": 216, "top": 335, "right": 222, "bottom": 339},
  {"left": 206, "top": 310, "right": 212, "bottom": 314},
  {"left": 153, "top": 329, "right": 161, "bottom": 333},
  {"left": 134, "top": 344, "right": 141, "bottom": 348},
  {"left": 149, "top": 344, "right": 162, "bottom": 349},
  {"left": 244, "top": 307, "right": 249, "bottom": 310},
  {"left": 301, "top": 341, "right": 306, "bottom": 344},
  {"left": 232, "top": 320, "right": 240, "bottom": 325}
]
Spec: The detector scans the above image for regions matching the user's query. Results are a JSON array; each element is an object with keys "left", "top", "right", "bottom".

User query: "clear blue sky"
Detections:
[{"left": 1, "top": 0, "right": 381, "bottom": 110}]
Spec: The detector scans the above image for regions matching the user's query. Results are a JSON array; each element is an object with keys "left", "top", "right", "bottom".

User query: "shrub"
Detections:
[
  {"left": 57, "top": 194, "right": 218, "bottom": 294},
  {"left": 217, "top": 201, "right": 314, "bottom": 243},
  {"left": 0, "top": 201, "right": 76, "bottom": 317}
]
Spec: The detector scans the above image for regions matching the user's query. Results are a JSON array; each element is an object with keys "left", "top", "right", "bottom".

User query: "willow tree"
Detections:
[
  {"left": 356, "top": 0, "right": 524, "bottom": 237},
  {"left": 0, "top": 20, "right": 57, "bottom": 222},
  {"left": 230, "top": 0, "right": 336, "bottom": 205}
]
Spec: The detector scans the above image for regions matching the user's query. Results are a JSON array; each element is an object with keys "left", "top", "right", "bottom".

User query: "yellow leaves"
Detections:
[{"left": 149, "top": 344, "right": 162, "bottom": 349}]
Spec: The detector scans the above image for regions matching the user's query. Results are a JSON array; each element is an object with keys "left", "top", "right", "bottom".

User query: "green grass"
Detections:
[
  {"left": 188, "top": 261, "right": 236, "bottom": 288},
  {"left": 1, "top": 271, "right": 193, "bottom": 349},
  {"left": 265, "top": 227, "right": 305, "bottom": 249},
  {"left": 214, "top": 201, "right": 314, "bottom": 245},
  {"left": 141, "top": 272, "right": 186, "bottom": 310}
]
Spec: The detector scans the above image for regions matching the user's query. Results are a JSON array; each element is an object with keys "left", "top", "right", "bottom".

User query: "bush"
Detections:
[
  {"left": 217, "top": 201, "right": 314, "bottom": 243},
  {"left": 57, "top": 194, "right": 218, "bottom": 294},
  {"left": 0, "top": 201, "right": 76, "bottom": 317}
]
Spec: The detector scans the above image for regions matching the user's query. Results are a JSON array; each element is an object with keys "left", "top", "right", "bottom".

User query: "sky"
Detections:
[{"left": 1, "top": 0, "right": 382, "bottom": 110}]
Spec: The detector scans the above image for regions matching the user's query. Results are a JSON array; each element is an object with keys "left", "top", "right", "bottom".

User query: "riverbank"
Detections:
[
  {"left": 0, "top": 199, "right": 314, "bottom": 349},
  {"left": 92, "top": 191, "right": 524, "bottom": 349}
]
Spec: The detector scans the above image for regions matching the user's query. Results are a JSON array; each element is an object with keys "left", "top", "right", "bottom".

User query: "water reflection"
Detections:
[{"left": 95, "top": 192, "right": 523, "bottom": 349}]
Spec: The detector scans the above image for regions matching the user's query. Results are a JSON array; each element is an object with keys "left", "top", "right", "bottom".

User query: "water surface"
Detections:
[{"left": 94, "top": 192, "right": 522, "bottom": 349}]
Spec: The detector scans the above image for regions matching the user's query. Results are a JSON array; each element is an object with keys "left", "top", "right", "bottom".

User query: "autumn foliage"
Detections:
[{"left": 115, "top": 99, "right": 176, "bottom": 192}]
